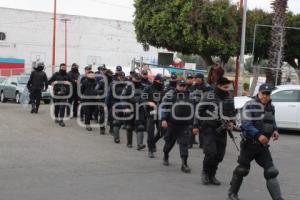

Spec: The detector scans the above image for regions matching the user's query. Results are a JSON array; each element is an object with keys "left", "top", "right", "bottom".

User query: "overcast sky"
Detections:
[{"left": 0, "top": 0, "right": 299, "bottom": 22}]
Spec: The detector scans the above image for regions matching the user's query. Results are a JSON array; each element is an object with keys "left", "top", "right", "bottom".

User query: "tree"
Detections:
[
  {"left": 245, "top": 9, "right": 272, "bottom": 63},
  {"left": 134, "top": 0, "right": 240, "bottom": 66},
  {"left": 285, "top": 13, "right": 300, "bottom": 83},
  {"left": 266, "top": 0, "right": 289, "bottom": 85}
]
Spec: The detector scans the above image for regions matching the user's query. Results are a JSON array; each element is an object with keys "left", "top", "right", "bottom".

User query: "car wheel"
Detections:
[
  {"left": 15, "top": 92, "right": 20, "bottom": 104},
  {"left": 1, "top": 91, "right": 7, "bottom": 103},
  {"left": 44, "top": 99, "right": 51, "bottom": 104}
]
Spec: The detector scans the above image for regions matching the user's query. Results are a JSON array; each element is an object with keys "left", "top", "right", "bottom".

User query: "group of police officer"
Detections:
[{"left": 26, "top": 62, "right": 285, "bottom": 200}]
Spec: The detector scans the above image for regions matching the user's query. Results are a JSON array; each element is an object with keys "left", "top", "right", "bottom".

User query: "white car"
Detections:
[{"left": 234, "top": 85, "right": 300, "bottom": 130}]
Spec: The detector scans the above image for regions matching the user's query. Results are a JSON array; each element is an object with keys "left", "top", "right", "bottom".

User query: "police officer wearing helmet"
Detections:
[
  {"left": 161, "top": 79, "right": 193, "bottom": 173},
  {"left": 194, "top": 77, "right": 235, "bottom": 185},
  {"left": 143, "top": 74, "right": 166, "bottom": 158},
  {"left": 27, "top": 62, "right": 48, "bottom": 114},
  {"left": 227, "top": 84, "right": 285, "bottom": 200}
]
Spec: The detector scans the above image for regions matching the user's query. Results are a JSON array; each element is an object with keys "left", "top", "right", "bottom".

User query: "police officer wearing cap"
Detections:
[
  {"left": 106, "top": 71, "right": 128, "bottom": 142},
  {"left": 189, "top": 73, "right": 212, "bottom": 148},
  {"left": 165, "top": 73, "right": 178, "bottom": 92},
  {"left": 161, "top": 79, "right": 193, "bottom": 173},
  {"left": 143, "top": 74, "right": 166, "bottom": 158},
  {"left": 194, "top": 77, "right": 235, "bottom": 185},
  {"left": 227, "top": 84, "right": 285, "bottom": 200},
  {"left": 27, "top": 62, "right": 48, "bottom": 114},
  {"left": 122, "top": 73, "right": 147, "bottom": 150}
]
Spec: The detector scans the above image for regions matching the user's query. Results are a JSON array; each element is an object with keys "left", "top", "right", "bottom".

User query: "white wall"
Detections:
[{"left": 0, "top": 7, "right": 158, "bottom": 75}]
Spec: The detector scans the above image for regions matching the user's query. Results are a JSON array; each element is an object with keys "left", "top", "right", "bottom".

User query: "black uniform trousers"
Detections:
[
  {"left": 30, "top": 89, "right": 42, "bottom": 110},
  {"left": 147, "top": 116, "right": 164, "bottom": 152},
  {"left": 202, "top": 126, "right": 227, "bottom": 176},
  {"left": 163, "top": 124, "right": 190, "bottom": 159},
  {"left": 67, "top": 95, "right": 80, "bottom": 117},
  {"left": 238, "top": 140, "right": 274, "bottom": 170},
  {"left": 53, "top": 99, "right": 67, "bottom": 120}
]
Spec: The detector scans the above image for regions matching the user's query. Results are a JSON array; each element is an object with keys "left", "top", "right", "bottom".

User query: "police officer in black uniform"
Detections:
[
  {"left": 67, "top": 63, "right": 80, "bottom": 118},
  {"left": 80, "top": 71, "right": 102, "bottom": 132},
  {"left": 165, "top": 73, "right": 177, "bottom": 92},
  {"left": 48, "top": 63, "right": 71, "bottom": 127},
  {"left": 122, "top": 73, "right": 146, "bottom": 150},
  {"left": 227, "top": 84, "right": 285, "bottom": 200},
  {"left": 189, "top": 73, "right": 212, "bottom": 148},
  {"left": 161, "top": 80, "right": 193, "bottom": 173},
  {"left": 27, "top": 62, "right": 48, "bottom": 114},
  {"left": 106, "top": 71, "right": 127, "bottom": 143},
  {"left": 143, "top": 74, "right": 166, "bottom": 158},
  {"left": 141, "top": 70, "right": 152, "bottom": 88},
  {"left": 194, "top": 77, "right": 235, "bottom": 185}
]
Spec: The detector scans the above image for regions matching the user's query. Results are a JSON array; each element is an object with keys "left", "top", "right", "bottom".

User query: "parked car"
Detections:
[
  {"left": 0, "top": 76, "right": 6, "bottom": 84},
  {"left": 234, "top": 85, "right": 300, "bottom": 131},
  {"left": 0, "top": 75, "right": 51, "bottom": 104}
]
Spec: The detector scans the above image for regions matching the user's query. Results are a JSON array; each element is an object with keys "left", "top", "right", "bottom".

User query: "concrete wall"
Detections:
[{"left": 0, "top": 7, "right": 159, "bottom": 75}]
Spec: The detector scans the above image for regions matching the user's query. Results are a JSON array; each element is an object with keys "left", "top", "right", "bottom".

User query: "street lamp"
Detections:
[
  {"left": 52, "top": 0, "right": 57, "bottom": 74},
  {"left": 238, "top": 0, "right": 247, "bottom": 96},
  {"left": 61, "top": 18, "right": 71, "bottom": 66}
]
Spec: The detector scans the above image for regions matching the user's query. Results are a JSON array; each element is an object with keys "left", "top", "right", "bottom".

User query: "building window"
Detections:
[{"left": 0, "top": 32, "right": 6, "bottom": 41}]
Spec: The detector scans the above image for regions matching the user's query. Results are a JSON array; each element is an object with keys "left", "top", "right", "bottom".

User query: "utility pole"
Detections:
[
  {"left": 234, "top": 0, "right": 244, "bottom": 96},
  {"left": 52, "top": 0, "right": 57, "bottom": 74},
  {"left": 238, "top": 0, "right": 247, "bottom": 96},
  {"left": 61, "top": 18, "right": 71, "bottom": 66}
]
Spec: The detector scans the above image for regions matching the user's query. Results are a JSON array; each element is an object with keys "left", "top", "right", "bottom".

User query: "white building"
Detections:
[{"left": 0, "top": 7, "right": 159, "bottom": 75}]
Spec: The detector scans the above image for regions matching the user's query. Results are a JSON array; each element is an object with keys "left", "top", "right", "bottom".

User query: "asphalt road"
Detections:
[{"left": 0, "top": 103, "right": 299, "bottom": 200}]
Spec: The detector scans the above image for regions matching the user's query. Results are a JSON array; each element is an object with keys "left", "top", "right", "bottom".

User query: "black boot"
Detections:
[
  {"left": 227, "top": 193, "right": 240, "bottom": 200},
  {"left": 126, "top": 130, "right": 133, "bottom": 148},
  {"left": 59, "top": 120, "right": 66, "bottom": 127},
  {"left": 267, "top": 178, "right": 285, "bottom": 200},
  {"left": 31, "top": 104, "right": 36, "bottom": 114},
  {"left": 210, "top": 176, "right": 221, "bottom": 185},
  {"left": 100, "top": 127, "right": 106, "bottom": 135},
  {"left": 148, "top": 151, "right": 155, "bottom": 158},
  {"left": 86, "top": 125, "right": 92, "bottom": 132},
  {"left": 163, "top": 154, "right": 169, "bottom": 166},
  {"left": 228, "top": 175, "right": 244, "bottom": 199},
  {"left": 113, "top": 126, "right": 120, "bottom": 143},
  {"left": 181, "top": 157, "right": 191, "bottom": 173},
  {"left": 201, "top": 171, "right": 210, "bottom": 185},
  {"left": 137, "top": 131, "right": 145, "bottom": 151}
]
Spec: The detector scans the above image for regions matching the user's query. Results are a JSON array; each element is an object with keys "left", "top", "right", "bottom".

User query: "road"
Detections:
[{"left": 0, "top": 103, "right": 299, "bottom": 200}]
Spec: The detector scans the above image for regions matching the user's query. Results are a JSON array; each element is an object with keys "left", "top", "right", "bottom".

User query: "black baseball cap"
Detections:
[
  {"left": 177, "top": 80, "right": 186, "bottom": 86},
  {"left": 154, "top": 74, "right": 164, "bottom": 82},
  {"left": 259, "top": 84, "right": 273, "bottom": 93},
  {"left": 171, "top": 73, "right": 177, "bottom": 80},
  {"left": 217, "top": 77, "right": 231, "bottom": 86},
  {"left": 187, "top": 73, "right": 194, "bottom": 79},
  {"left": 142, "top": 70, "right": 148, "bottom": 75},
  {"left": 116, "top": 66, "right": 122, "bottom": 72},
  {"left": 195, "top": 73, "right": 204, "bottom": 79},
  {"left": 134, "top": 73, "right": 142, "bottom": 81},
  {"left": 85, "top": 65, "right": 92, "bottom": 70}
]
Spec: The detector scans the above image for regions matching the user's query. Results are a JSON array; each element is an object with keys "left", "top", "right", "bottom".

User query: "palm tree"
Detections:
[{"left": 266, "top": 0, "right": 288, "bottom": 85}]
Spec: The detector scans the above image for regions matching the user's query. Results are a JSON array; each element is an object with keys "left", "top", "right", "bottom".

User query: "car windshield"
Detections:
[{"left": 18, "top": 76, "right": 29, "bottom": 84}]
